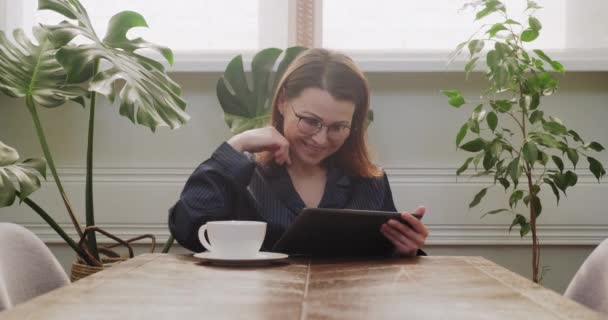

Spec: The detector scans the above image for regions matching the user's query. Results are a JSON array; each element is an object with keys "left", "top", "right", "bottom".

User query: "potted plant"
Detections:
[
  {"left": 442, "top": 0, "right": 605, "bottom": 283},
  {"left": 0, "top": 0, "right": 189, "bottom": 278}
]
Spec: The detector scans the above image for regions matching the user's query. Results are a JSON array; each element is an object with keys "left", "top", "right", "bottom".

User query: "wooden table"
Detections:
[{"left": 0, "top": 254, "right": 601, "bottom": 319}]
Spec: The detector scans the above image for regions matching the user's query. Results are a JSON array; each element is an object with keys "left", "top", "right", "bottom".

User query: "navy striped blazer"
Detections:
[{"left": 168, "top": 142, "right": 400, "bottom": 253}]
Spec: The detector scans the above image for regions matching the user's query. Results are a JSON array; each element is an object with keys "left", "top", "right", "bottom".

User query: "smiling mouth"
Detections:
[{"left": 302, "top": 140, "right": 324, "bottom": 152}]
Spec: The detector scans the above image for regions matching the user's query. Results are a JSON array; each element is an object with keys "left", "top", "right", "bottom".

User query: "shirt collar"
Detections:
[{"left": 261, "top": 162, "right": 352, "bottom": 211}]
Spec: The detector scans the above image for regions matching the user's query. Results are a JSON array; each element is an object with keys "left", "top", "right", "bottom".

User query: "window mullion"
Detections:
[{"left": 293, "top": 0, "right": 322, "bottom": 47}]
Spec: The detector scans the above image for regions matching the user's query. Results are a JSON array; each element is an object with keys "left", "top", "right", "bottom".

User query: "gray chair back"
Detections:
[
  {"left": 564, "top": 238, "right": 608, "bottom": 314},
  {"left": 0, "top": 223, "right": 69, "bottom": 311}
]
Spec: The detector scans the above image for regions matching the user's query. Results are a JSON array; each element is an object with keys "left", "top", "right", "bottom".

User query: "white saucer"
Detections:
[{"left": 193, "top": 251, "right": 288, "bottom": 265}]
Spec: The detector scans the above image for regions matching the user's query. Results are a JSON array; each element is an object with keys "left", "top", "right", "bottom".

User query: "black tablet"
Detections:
[{"left": 272, "top": 208, "right": 422, "bottom": 257}]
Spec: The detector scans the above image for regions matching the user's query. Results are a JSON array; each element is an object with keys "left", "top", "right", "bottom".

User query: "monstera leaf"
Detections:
[
  {"left": 0, "top": 27, "right": 87, "bottom": 108},
  {"left": 39, "top": 0, "right": 189, "bottom": 131},
  {"left": 0, "top": 141, "right": 47, "bottom": 207},
  {"left": 217, "top": 47, "right": 307, "bottom": 135}
]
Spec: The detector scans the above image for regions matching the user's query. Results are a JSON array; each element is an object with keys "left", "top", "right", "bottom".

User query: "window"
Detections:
[
  {"left": 322, "top": 0, "right": 569, "bottom": 50},
  {"left": 1, "top": 0, "right": 289, "bottom": 51},
  {"left": 1, "top": 0, "right": 607, "bottom": 71}
]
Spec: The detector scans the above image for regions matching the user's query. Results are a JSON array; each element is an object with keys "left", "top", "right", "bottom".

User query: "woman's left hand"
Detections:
[{"left": 380, "top": 206, "right": 428, "bottom": 256}]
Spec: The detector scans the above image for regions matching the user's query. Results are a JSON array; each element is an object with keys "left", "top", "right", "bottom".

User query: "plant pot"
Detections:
[{"left": 70, "top": 257, "right": 127, "bottom": 282}]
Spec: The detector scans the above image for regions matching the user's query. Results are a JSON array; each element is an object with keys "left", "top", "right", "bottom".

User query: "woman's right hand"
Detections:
[{"left": 227, "top": 127, "right": 292, "bottom": 165}]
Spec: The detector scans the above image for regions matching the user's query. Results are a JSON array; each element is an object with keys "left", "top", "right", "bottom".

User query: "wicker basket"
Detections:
[{"left": 70, "top": 257, "right": 127, "bottom": 282}]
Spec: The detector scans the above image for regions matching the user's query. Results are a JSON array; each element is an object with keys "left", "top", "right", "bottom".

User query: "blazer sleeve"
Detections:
[
  {"left": 380, "top": 172, "right": 398, "bottom": 212},
  {"left": 168, "top": 142, "right": 255, "bottom": 252}
]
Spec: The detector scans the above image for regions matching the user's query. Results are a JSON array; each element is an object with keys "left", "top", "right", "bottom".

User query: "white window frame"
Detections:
[{"left": 1, "top": 0, "right": 607, "bottom": 72}]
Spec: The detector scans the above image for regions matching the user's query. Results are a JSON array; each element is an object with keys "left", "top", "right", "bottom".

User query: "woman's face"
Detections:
[{"left": 279, "top": 87, "right": 356, "bottom": 167}]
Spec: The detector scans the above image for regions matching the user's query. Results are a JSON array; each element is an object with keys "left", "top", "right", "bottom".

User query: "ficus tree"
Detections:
[{"left": 442, "top": 0, "right": 605, "bottom": 283}]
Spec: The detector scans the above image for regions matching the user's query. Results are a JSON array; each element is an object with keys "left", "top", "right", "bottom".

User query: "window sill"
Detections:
[{"left": 168, "top": 49, "right": 608, "bottom": 73}]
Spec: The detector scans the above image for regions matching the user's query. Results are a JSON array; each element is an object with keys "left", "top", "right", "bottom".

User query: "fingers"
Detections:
[
  {"left": 387, "top": 219, "right": 425, "bottom": 248},
  {"left": 269, "top": 128, "right": 291, "bottom": 165},
  {"left": 272, "top": 140, "right": 291, "bottom": 165},
  {"left": 381, "top": 206, "right": 429, "bottom": 256},
  {"left": 381, "top": 223, "right": 417, "bottom": 255},
  {"left": 273, "top": 146, "right": 291, "bottom": 165},
  {"left": 400, "top": 209, "right": 429, "bottom": 239}
]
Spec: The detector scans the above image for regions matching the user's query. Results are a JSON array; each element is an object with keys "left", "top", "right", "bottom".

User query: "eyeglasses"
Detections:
[{"left": 289, "top": 104, "right": 352, "bottom": 141}]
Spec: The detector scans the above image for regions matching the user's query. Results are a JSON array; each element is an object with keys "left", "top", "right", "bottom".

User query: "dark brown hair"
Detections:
[{"left": 259, "top": 48, "right": 381, "bottom": 177}]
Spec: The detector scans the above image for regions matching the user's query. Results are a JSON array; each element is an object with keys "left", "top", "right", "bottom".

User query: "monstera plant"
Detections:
[
  {"left": 216, "top": 46, "right": 308, "bottom": 134},
  {"left": 443, "top": 0, "right": 605, "bottom": 283},
  {"left": 0, "top": 0, "right": 188, "bottom": 267}
]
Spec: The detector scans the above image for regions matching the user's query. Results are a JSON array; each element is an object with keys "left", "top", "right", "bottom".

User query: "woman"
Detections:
[{"left": 169, "top": 48, "right": 428, "bottom": 256}]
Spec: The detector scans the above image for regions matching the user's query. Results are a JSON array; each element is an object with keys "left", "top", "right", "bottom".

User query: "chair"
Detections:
[
  {"left": 0, "top": 223, "right": 69, "bottom": 311},
  {"left": 564, "top": 238, "right": 608, "bottom": 314}
]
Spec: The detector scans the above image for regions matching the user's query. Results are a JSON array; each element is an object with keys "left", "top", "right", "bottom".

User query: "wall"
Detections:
[{"left": 1, "top": 71, "right": 607, "bottom": 293}]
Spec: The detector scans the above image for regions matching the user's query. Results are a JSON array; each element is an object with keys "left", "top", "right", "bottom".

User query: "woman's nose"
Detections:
[{"left": 312, "top": 126, "right": 329, "bottom": 145}]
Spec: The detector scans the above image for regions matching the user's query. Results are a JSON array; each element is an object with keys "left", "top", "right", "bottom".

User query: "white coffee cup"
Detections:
[{"left": 198, "top": 221, "right": 267, "bottom": 258}]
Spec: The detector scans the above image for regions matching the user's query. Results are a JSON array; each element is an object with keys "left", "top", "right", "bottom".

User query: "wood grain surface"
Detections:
[{"left": 0, "top": 254, "right": 601, "bottom": 320}]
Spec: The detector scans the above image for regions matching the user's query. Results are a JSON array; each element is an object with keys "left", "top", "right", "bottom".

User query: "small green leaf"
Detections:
[
  {"left": 475, "top": 1, "right": 505, "bottom": 20},
  {"left": 457, "top": 157, "right": 474, "bottom": 176},
  {"left": 584, "top": 142, "right": 605, "bottom": 152},
  {"left": 526, "top": 1, "right": 542, "bottom": 10},
  {"left": 522, "top": 142, "right": 538, "bottom": 165},
  {"left": 460, "top": 138, "right": 486, "bottom": 152},
  {"left": 469, "top": 119, "right": 481, "bottom": 134},
  {"left": 465, "top": 57, "right": 479, "bottom": 79},
  {"left": 508, "top": 157, "right": 521, "bottom": 187},
  {"left": 521, "top": 29, "right": 539, "bottom": 42},
  {"left": 528, "top": 17, "right": 542, "bottom": 31},
  {"left": 487, "top": 23, "right": 507, "bottom": 37},
  {"left": 469, "top": 188, "right": 488, "bottom": 208},
  {"left": 468, "top": 40, "right": 485, "bottom": 56},
  {"left": 566, "top": 148, "right": 579, "bottom": 169},
  {"left": 531, "top": 184, "right": 541, "bottom": 195},
  {"left": 523, "top": 194, "right": 531, "bottom": 207},
  {"left": 456, "top": 123, "right": 469, "bottom": 147},
  {"left": 509, "top": 190, "right": 524, "bottom": 208},
  {"left": 442, "top": 90, "right": 466, "bottom": 108},
  {"left": 568, "top": 130, "right": 584, "bottom": 143},
  {"left": 490, "top": 100, "right": 512, "bottom": 113},
  {"left": 520, "top": 223, "right": 531, "bottom": 237},
  {"left": 531, "top": 132, "right": 559, "bottom": 148},
  {"left": 498, "top": 178, "right": 510, "bottom": 191},
  {"left": 531, "top": 195, "right": 542, "bottom": 217},
  {"left": 550, "top": 173, "right": 568, "bottom": 194},
  {"left": 486, "top": 50, "right": 499, "bottom": 68},
  {"left": 537, "top": 150, "right": 549, "bottom": 166},
  {"left": 529, "top": 110, "right": 544, "bottom": 124},
  {"left": 504, "top": 19, "right": 521, "bottom": 25},
  {"left": 552, "top": 156, "right": 564, "bottom": 173},
  {"left": 588, "top": 157, "right": 606, "bottom": 182},
  {"left": 482, "top": 208, "right": 509, "bottom": 218},
  {"left": 543, "top": 121, "right": 567, "bottom": 135},
  {"left": 474, "top": 103, "right": 483, "bottom": 113},
  {"left": 564, "top": 170, "right": 578, "bottom": 187},
  {"left": 486, "top": 112, "right": 498, "bottom": 132},
  {"left": 550, "top": 60, "right": 565, "bottom": 74},
  {"left": 543, "top": 177, "right": 560, "bottom": 204},
  {"left": 529, "top": 93, "right": 540, "bottom": 110},
  {"left": 483, "top": 151, "right": 496, "bottom": 171},
  {"left": 509, "top": 214, "right": 527, "bottom": 233}
]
